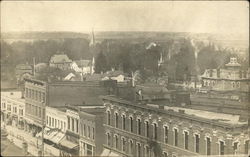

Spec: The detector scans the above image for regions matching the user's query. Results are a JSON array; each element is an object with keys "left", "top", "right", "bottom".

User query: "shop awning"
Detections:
[
  {"left": 59, "top": 137, "right": 78, "bottom": 149},
  {"left": 101, "top": 149, "right": 110, "bottom": 156},
  {"left": 36, "top": 127, "right": 65, "bottom": 145},
  {"left": 100, "top": 148, "right": 120, "bottom": 157},
  {"left": 50, "top": 132, "right": 65, "bottom": 144}
]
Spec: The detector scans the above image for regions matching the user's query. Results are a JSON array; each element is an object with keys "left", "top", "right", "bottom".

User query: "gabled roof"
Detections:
[
  {"left": 74, "top": 60, "right": 91, "bottom": 67},
  {"left": 50, "top": 54, "right": 72, "bottom": 64}
]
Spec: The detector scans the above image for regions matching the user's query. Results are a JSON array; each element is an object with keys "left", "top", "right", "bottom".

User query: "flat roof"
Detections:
[
  {"left": 163, "top": 106, "right": 247, "bottom": 125},
  {"left": 101, "top": 95, "right": 247, "bottom": 127}
]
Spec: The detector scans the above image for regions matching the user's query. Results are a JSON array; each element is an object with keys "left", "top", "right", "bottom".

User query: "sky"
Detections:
[{"left": 1, "top": 1, "right": 249, "bottom": 37}]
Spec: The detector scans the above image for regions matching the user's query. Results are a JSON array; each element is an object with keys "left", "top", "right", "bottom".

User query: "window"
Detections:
[
  {"left": 86, "top": 144, "right": 93, "bottom": 156},
  {"left": 136, "top": 143, "right": 141, "bottom": 157},
  {"left": 38, "top": 107, "right": 41, "bottom": 117},
  {"left": 122, "top": 115, "right": 126, "bottom": 130},
  {"left": 174, "top": 128, "right": 178, "bottom": 146},
  {"left": 233, "top": 142, "right": 239, "bottom": 154},
  {"left": 31, "top": 90, "right": 34, "bottom": 99},
  {"left": 184, "top": 131, "right": 189, "bottom": 150},
  {"left": 52, "top": 118, "right": 54, "bottom": 127},
  {"left": 55, "top": 118, "right": 57, "bottom": 127},
  {"left": 7, "top": 105, "right": 11, "bottom": 111},
  {"left": 84, "top": 124, "right": 86, "bottom": 136},
  {"left": 122, "top": 138, "right": 126, "bottom": 152},
  {"left": 92, "top": 127, "right": 95, "bottom": 140},
  {"left": 35, "top": 91, "right": 38, "bottom": 100},
  {"left": 114, "top": 135, "right": 118, "bottom": 149},
  {"left": 49, "top": 117, "right": 51, "bottom": 127},
  {"left": 219, "top": 141, "right": 225, "bottom": 155},
  {"left": 35, "top": 106, "right": 37, "bottom": 116},
  {"left": 145, "top": 121, "right": 149, "bottom": 137},
  {"left": 130, "top": 117, "right": 133, "bottom": 132},
  {"left": 72, "top": 118, "right": 74, "bottom": 132},
  {"left": 46, "top": 116, "right": 48, "bottom": 125},
  {"left": 107, "top": 111, "right": 111, "bottom": 125},
  {"left": 129, "top": 140, "right": 133, "bottom": 154},
  {"left": 67, "top": 117, "right": 70, "bottom": 130},
  {"left": 25, "top": 88, "right": 28, "bottom": 97},
  {"left": 145, "top": 146, "right": 149, "bottom": 157},
  {"left": 42, "top": 93, "right": 45, "bottom": 102},
  {"left": 76, "top": 119, "right": 79, "bottom": 133},
  {"left": 195, "top": 134, "right": 200, "bottom": 153},
  {"left": 88, "top": 126, "right": 91, "bottom": 138},
  {"left": 19, "top": 109, "right": 23, "bottom": 116},
  {"left": 245, "top": 140, "right": 249, "bottom": 154},
  {"left": 153, "top": 123, "right": 157, "bottom": 140},
  {"left": 39, "top": 92, "right": 41, "bottom": 102},
  {"left": 64, "top": 122, "right": 66, "bottom": 131},
  {"left": 206, "top": 137, "right": 211, "bottom": 155},
  {"left": 164, "top": 126, "right": 168, "bottom": 144},
  {"left": 115, "top": 113, "right": 119, "bottom": 128},
  {"left": 137, "top": 119, "right": 141, "bottom": 135},
  {"left": 107, "top": 133, "right": 111, "bottom": 146}
]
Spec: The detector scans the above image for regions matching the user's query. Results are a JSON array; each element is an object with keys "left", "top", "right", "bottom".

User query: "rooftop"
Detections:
[
  {"left": 50, "top": 54, "right": 72, "bottom": 64},
  {"left": 101, "top": 95, "right": 247, "bottom": 127},
  {"left": 163, "top": 106, "right": 247, "bottom": 125},
  {"left": 74, "top": 60, "right": 91, "bottom": 67}
]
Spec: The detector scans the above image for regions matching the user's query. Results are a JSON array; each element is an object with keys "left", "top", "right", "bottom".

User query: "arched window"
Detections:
[{"left": 107, "top": 111, "right": 111, "bottom": 125}]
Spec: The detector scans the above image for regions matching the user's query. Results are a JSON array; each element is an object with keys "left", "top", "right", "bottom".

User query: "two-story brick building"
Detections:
[{"left": 101, "top": 94, "right": 249, "bottom": 157}]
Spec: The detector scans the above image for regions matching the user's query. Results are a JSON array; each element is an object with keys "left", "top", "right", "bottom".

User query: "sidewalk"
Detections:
[
  {"left": 5, "top": 125, "right": 40, "bottom": 156},
  {"left": 5, "top": 125, "right": 59, "bottom": 156}
]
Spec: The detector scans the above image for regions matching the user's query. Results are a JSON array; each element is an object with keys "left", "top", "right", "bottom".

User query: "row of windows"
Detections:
[
  {"left": 2, "top": 102, "right": 24, "bottom": 116},
  {"left": 106, "top": 133, "right": 175, "bottom": 157},
  {"left": 79, "top": 123, "right": 95, "bottom": 140},
  {"left": 46, "top": 115, "right": 66, "bottom": 131},
  {"left": 26, "top": 103, "right": 45, "bottom": 118},
  {"left": 107, "top": 111, "right": 161, "bottom": 140},
  {"left": 107, "top": 133, "right": 249, "bottom": 156},
  {"left": 107, "top": 111, "right": 249, "bottom": 155},
  {"left": 25, "top": 88, "right": 45, "bottom": 102},
  {"left": 79, "top": 141, "right": 95, "bottom": 156},
  {"left": 67, "top": 116, "right": 79, "bottom": 133}
]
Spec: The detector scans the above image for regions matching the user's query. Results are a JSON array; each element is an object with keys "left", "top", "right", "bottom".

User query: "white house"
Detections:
[{"left": 70, "top": 58, "right": 95, "bottom": 75}]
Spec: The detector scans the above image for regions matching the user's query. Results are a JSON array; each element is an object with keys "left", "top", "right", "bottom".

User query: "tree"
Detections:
[{"left": 95, "top": 51, "right": 109, "bottom": 73}]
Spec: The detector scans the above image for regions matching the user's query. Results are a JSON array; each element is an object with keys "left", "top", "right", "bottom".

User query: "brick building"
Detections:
[
  {"left": 78, "top": 105, "right": 105, "bottom": 156},
  {"left": 24, "top": 78, "right": 46, "bottom": 135},
  {"left": 101, "top": 94, "right": 249, "bottom": 157}
]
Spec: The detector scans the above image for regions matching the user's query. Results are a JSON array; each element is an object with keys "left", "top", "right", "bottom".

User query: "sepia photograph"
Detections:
[{"left": 1, "top": 1, "right": 249, "bottom": 157}]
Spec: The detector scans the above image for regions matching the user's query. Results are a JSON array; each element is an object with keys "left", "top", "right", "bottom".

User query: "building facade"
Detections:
[
  {"left": 1, "top": 91, "right": 25, "bottom": 129},
  {"left": 101, "top": 95, "right": 249, "bottom": 157},
  {"left": 201, "top": 57, "right": 250, "bottom": 92},
  {"left": 24, "top": 78, "right": 46, "bottom": 135},
  {"left": 79, "top": 106, "right": 105, "bottom": 156},
  {"left": 49, "top": 54, "right": 72, "bottom": 70}
]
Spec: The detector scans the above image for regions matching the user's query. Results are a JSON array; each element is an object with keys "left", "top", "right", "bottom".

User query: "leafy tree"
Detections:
[{"left": 95, "top": 51, "right": 109, "bottom": 73}]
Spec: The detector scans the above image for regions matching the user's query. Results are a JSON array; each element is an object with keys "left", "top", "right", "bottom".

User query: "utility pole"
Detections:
[{"left": 33, "top": 57, "right": 36, "bottom": 76}]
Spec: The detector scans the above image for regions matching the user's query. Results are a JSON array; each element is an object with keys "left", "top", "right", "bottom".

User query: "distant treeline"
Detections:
[{"left": 1, "top": 37, "right": 249, "bottom": 82}]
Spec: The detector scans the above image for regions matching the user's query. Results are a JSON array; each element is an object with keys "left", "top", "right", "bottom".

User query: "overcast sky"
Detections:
[{"left": 1, "top": 1, "right": 249, "bottom": 36}]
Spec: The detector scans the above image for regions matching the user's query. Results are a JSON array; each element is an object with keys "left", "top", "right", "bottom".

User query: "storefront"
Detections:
[{"left": 59, "top": 137, "right": 79, "bottom": 157}]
